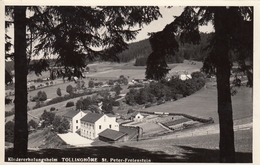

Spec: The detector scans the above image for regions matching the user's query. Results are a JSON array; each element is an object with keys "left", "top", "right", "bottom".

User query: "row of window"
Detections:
[{"left": 81, "top": 129, "right": 95, "bottom": 138}]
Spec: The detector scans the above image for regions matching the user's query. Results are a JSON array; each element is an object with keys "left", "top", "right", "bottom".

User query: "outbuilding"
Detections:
[{"left": 99, "top": 129, "right": 128, "bottom": 143}]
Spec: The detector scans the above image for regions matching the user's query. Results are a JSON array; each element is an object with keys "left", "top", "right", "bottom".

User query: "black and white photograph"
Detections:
[{"left": 3, "top": 1, "right": 258, "bottom": 163}]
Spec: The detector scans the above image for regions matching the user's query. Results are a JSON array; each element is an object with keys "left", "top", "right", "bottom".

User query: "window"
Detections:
[
  {"left": 76, "top": 126, "right": 78, "bottom": 129},
  {"left": 99, "top": 125, "right": 101, "bottom": 129},
  {"left": 76, "top": 120, "right": 78, "bottom": 123},
  {"left": 109, "top": 124, "right": 111, "bottom": 128}
]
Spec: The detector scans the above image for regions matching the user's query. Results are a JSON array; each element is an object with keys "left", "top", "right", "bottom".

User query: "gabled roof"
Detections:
[
  {"left": 81, "top": 113, "right": 104, "bottom": 123},
  {"left": 63, "top": 110, "right": 81, "bottom": 118},
  {"left": 99, "top": 129, "right": 127, "bottom": 141}
]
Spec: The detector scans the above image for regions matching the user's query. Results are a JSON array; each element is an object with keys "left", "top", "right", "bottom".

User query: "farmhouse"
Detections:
[
  {"left": 80, "top": 113, "right": 119, "bottom": 139},
  {"left": 63, "top": 110, "right": 87, "bottom": 133}
]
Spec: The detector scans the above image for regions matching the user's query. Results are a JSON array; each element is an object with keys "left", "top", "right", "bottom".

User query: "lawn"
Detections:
[{"left": 143, "top": 84, "right": 253, "bottom": 124}]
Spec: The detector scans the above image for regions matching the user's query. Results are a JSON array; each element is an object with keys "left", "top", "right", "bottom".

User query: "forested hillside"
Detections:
[{"left": 117, "top": 32, "right": 213, "bottom": 66}]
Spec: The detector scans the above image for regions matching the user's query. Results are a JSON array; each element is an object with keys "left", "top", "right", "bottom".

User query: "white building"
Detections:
[
  {"left": 80, "top": 113, "right": 119, "bottom": 139},
  {"left": 130, "top": 112, "right": 144, "bottom": 122},
  {"left": 63, "top": 110, "right": 87, "bottom": 133},
  {"left": 179, "top": 74, "right": 192, "bottom": 81}
]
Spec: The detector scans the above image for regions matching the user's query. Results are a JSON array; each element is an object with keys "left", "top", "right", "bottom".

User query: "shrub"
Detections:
[
  {"left": 33, "top": 101, "right": 43, "bottom": 109},
  {"left": 29, "top": 85, "right": 36, "bottom": 90},
  {"left": 38, "top": 91, "right": 47, "bottom": 101},
  {"left": 66, "top": 101, "right": 75, "bottom": 107},
  {"left": 56, "top": 88, "right": 62, "bottom": 96},
  {"left": 5, "top": 97, "right": 12, "bottom": 105},
  {"left": 108, "top": 80, "right": 114, "bottom": 86},
  {"left": 88, "top": 80, "right": 94, "bottom": 88},
  {"left": 5, "top": 121, "right": 14, "bottom": 143},
  {"left": 66, "top": 85, "right": 73, "bottom": 94},
  {"left": 50, "top": 107, "right": 56, "bottom": 111},
  {"left": 28, "top": 119, "right": 38, "bottom": 129}
]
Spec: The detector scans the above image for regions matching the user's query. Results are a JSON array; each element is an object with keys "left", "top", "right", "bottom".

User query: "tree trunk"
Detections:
[
  {"left": 215, "top": 7, "right": 235, "bottom": 162},
  {"left": 13, "top": 6, "right": 28, "bottom": 158}
]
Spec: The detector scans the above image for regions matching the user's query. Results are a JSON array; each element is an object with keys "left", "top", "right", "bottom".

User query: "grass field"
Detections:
[
  {"left": 5, "top": 60, "right": 253, "bottom": 132},
  {"left": 143, "top": 84, "right": 253, "bottom": 124}
]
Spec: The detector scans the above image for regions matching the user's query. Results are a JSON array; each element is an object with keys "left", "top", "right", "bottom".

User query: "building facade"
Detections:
[
  {"left": 80, "top": 113, "right": 119, "bottom": 139},
  {"left": 63, "top": 110, "right": 86, "bottom": 133}
]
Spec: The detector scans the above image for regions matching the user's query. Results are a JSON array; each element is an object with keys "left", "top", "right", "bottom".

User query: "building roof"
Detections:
[
  {"left": 63, "top": 110, "right": 81, "bottom": 118},
  {"left": 99, "top": 129, "right": 127, "bottom": 141},
  {"left": 80, "top": 113, "right": 104, "bottom": 123},
  {"left": 106, "top": 113, "right": 116, "bottom": 117}
]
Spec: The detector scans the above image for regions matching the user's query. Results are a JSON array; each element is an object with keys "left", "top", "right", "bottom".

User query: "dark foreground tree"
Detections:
[
  {"left": 13, "top": 6, "right": 28, "bottom": 158},
  {"left": 146, "top": 7, "right": 253, "bottom": 163}
]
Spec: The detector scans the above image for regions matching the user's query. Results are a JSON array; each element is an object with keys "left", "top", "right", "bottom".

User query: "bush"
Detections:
[
  {"left": 29, "top": 85, "right": 36, "bottom": 90},
  {"left": 108, "top": 80, "right": 114, "bottom": 86},
  {"left": 5, "top": 97, "right": 12, "bottom": 105},
  {"left": 88, "top": 80, "right": 94, "bottom": 88},
  {"left": 56, "top": 88, "right": 62, "bottom": 96},
  {"left": 38, "top": 91, "right": 47, "bottom": 101},
  {"left": 66, "top": 85, "right": 73, "bottom": 94},
  {"left": 50, "top": 107, "right": 56, "bottom": 111},
  {"left": 33, "top": 101, "right": 43, "bottom": 109},
  {"left": 66, "top": 101, "right": 75, "bottom": 107},
  {"left": 5, "top": 121, "right": 14, "bottom": 143},
  {"left": 28, "top": 119, "right": 38, "bottom": 129}
]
